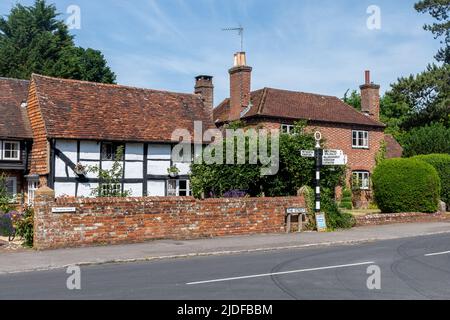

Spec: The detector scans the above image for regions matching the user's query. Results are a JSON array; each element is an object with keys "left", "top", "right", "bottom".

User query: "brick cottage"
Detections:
[{"left": 213, "top": 52, "right": 403, "bottom": 207}]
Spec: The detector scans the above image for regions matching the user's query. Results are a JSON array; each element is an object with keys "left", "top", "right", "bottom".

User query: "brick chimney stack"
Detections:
[
  {"left": 195, "top": 75, "right": 214, "bottom": 111},
  {"left": 360, "top": 70, "right": 380, "bottom": 121},
  {"left": 229, "top": 52, "right": 252, "bottom": 121}
]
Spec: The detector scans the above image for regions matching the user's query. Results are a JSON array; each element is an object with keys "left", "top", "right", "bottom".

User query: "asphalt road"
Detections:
[{"left": 0, "top": 233, "right": 449, "bottom": 300}]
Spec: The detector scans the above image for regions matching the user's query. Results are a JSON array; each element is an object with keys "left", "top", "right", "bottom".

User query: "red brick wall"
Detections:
[{"left": 33, "top": 193, "right": 305, "bottom": 250}]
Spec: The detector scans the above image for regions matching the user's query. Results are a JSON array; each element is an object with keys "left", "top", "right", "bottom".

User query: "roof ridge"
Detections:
[
  {"left": 260, "top": 87, "right": 340, "bottom": 99},
  {"left": 0, "top": 76, "right": 30, "bottom": 83},
  {"left": 31, "top": 74, "right": 201, "bottom": 98}
]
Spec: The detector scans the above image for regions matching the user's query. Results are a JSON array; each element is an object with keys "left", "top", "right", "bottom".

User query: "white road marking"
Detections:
[
  {"left": 186, "top": 261, "right": 375, "bottom": 285},
  {"left": 424, "top": 251, "right": 450, "bottom": 257}
]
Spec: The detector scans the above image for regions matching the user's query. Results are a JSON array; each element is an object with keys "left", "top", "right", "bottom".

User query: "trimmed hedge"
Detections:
[
  {"left": 339, "top": 188, "right": 353, "bottom": 210},
  {"left": 413, "top": 154, "right": 450, "bottom": 208},
  {"left": 372, "top": 158, "right": 441, "bottom": 213}
]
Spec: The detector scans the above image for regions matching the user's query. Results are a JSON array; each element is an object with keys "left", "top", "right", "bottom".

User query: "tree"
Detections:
[
  {"left": 0, "top": 0, "right": 116, "bottom": 83},
  {"left": 343, "top": 90, "right": 361, "bottom": 111},
  {"left": 401, "top": 123, "right": 450, "bottom": 157},
  {"left": 385, "top": 64, "right": 450, "bottom": 131},
  {"left": 415, "top": 0, "right": 450, "bottom": 64}
]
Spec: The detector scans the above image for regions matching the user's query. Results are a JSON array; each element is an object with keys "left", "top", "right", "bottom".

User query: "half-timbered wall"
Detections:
[{"left": 51, "top": 139, "right": 194, "bottom": 198}]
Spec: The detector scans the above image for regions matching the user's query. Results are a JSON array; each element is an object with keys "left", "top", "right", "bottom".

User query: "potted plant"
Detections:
[
  {"left": 74, "top": 162, "right": 87, "bottom": 176},
  {"left": 167, "top": 165, "right": 180, "bottom": 178}
]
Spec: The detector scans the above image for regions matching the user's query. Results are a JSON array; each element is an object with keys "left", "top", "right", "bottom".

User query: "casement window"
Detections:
[
  {"left": 2, "top": 141, "right": 20, "bottom": 160},
  {"left": 352, "top": 171, "right": 370, "bottom": 190},
  {"left": 101, "top": 184, "right": 121, "bottom": 196},
  {"left": 352, "top": 130, "right": 369, "bottom": 149},
  {"left": 101, "top": 142, "right": 124, "bottom": 161},
  {"left": 167, "top": 179, "right": 191, "bottom": 197},
  {"left": 3, "top": 177, "right": 17, "bottom": 198},
  {"left": 281, "top": 124, "right": 295, "bottom": 135}
]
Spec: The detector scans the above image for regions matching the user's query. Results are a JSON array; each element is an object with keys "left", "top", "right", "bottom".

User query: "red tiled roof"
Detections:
[
  {"left": 214, "top": 87, "right": 385, "bottom": 127},
  {"left": 385, "top": 134, "right": 403, "bottom": 158},
  {"left": 31, "top": 74, "right": 215, "bottom": 143},
  {"left": 0, "top": 77, "right": 32, "bottom": 139}
]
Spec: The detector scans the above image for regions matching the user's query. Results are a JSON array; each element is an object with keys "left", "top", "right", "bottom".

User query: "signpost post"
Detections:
[{"left": 300, "top": 132, "right": 349, "bottom": 232}]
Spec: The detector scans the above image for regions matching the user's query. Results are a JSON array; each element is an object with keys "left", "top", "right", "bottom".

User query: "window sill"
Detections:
[{"left": 352, "top": 147, "right": 369, "bottom": 150}]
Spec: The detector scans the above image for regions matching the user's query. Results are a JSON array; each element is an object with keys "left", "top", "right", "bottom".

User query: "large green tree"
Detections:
[
  {"left": 0, "top": 0, "right": 116, "bottom": 83},
  {"left": 415, "top": 0, "right": 450, "bottom": 64}
]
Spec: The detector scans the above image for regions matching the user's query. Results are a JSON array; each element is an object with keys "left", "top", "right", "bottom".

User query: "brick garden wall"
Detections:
[{"left": 33, "top": 188, "right": 305, "bottom": 250}]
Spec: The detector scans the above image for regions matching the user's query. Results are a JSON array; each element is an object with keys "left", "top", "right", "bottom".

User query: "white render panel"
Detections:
[
  {"left": 102, "top": 161, "right": 115, "bottom": 172},
  {"left": 55, "top": 140, "right": 77, "bottom": 178},
  {"left": 124, "top": 161, "right": 143, "bottom": 179},
  {"left": 77, "top": 182, "right": 98, "bottom": 197},
  {"left": 55, "top": 156, "right": 74, "bottom": 178},
  {"left": 55, "top": 182, "right": 76, "bottom": 197},
  {"left": 124, "top": 183, "right": 143, "bottom": 197},
  {"left": 80, "top": 141, "right": 100, "bottom": 160},
  {"left": 147, "top": 180, "right": 165, "bottom": 196},
  {"left": 56, "top": 140, "right": 77, "bottom": 162},
  {"left": 125, "top": 143, "right": 144, "bottom": 161},
  {"left": 147, "top": 160, "right": 170, "bottom": 175},
  {"left": 80, "top": 161, "right": 100, "bottom": 179},
  {"left": 173, "top": 162, "right": 191, "bottom": 175},
  {"left": 148, "top": 144, "right": 171, "bottom": 160}
]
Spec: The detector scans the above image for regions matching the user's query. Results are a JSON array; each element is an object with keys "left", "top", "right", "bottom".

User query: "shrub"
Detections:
[
  {"left": 0, "top": 212, "right": 15, "bottom": 237},
  {"left": 302, "top": 186, "right": 355, "bottom": 230},
  {"left": 372, "top": 158, "right": 441, "bottom": 213},
  {"left": 13, "top": 208, "right": 34, "bottom": 247},
  {"left": 339, "top": 188, "right": 353, "bottom": 210},
  {"left": 413, "top": 154, "right": 450, "bottom": 208}
]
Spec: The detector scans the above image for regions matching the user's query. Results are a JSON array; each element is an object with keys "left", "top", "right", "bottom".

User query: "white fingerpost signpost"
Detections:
[{"left": 300, "top": 131, "right": 348, "bottom": 232}]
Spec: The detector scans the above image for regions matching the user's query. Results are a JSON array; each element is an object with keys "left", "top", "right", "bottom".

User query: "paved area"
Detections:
[
  {"left": 1, "top": 233, "right": 450, "bottom": 299},
  {"left": 1, "top": 221, "right": 450, "bottom": 274}
]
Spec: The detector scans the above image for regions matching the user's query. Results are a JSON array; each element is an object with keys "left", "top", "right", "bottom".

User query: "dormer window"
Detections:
[{"left": 2, "top": 141, "right": 20, "bottom": 160}]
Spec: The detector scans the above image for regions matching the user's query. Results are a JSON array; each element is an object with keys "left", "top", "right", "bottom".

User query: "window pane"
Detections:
[
  {"left": 179, "top": 180, "right": 187, "bottom": 190},
  {"left": 167, "top": 180, "right": 177, "bottom": 196}
]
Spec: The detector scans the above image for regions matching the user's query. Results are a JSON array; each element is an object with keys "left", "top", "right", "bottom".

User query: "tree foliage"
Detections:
[
  {"left": 0, "top": 0, "right": 116, "bottom": 83},
  {"left": 415, "top": 0, "right": 450, "bottom": 64},
  {"left": 402, "top": 123, "right": 450, "bottom": 157}
]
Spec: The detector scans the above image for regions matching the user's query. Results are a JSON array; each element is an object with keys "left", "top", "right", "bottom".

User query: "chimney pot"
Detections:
[
  {"left": 360, "top": 71, "right": 380, "bottom": 122},
  {"left": 194, "top": 75, "right": 214, "bottom": 112}
]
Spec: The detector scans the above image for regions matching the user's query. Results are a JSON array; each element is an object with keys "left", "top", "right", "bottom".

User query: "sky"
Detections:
[{"left": 0, "top": 0, "right": 442, "bottom": 105}]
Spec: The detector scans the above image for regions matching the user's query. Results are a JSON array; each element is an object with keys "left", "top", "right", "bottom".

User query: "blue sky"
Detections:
[{"left": 0, "top": 0, "right": 441, "bottom": 105}]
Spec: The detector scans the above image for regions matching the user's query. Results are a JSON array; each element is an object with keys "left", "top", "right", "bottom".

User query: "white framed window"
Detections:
[
  {"left": 167, "top": 179, "right": 191, "bottom": 196},
  {"left": 101, "top": 183, "right": 121, "bottom": 196},
  {"left": 352, "top": 171, "right": 370, "bottom": 190},
  {"left": 27, "top": 180, "right": 39, "bottom": 206},
  {"left": 2, "top": 141, "right": 20, "bottom": 160},
  {"left": 352, "top": 130, "right": 369, "bottom": 149},
  {"left": 281, "top": 124, "right": 295, "bottom": 135}
]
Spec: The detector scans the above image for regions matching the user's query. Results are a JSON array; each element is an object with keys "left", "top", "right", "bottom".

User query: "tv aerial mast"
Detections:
[{"left": 222, "top": 25, "right": 244, "bottom": 51}]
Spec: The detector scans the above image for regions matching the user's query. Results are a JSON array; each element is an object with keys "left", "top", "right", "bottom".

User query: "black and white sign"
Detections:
[
  {"left": 286, "top": 207, "right": 307, "bottom": 214},
  {"left": 301, "top": 150, "right": 315, "bottom": 158}
]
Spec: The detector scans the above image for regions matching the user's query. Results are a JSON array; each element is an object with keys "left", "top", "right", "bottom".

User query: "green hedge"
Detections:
[
  {"left": 372, "top": 158, "right": 441, "bottom": 213},
  {"left": 413, "top": 154, "right": 450, "bottom": 207}
]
